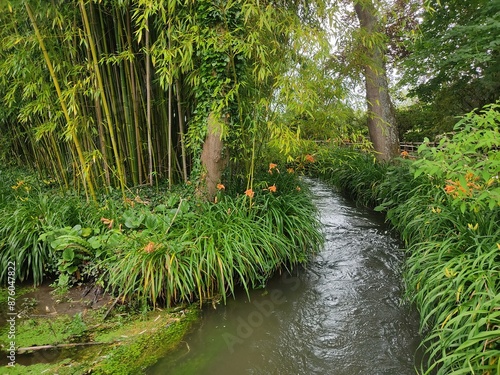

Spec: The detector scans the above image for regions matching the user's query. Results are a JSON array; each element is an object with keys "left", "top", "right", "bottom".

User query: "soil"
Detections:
[
  {"left": 0, "top": 282, "right": 114, "bottom": 368},
  {"left": 18, "top": 282, "right": 113, "bottom": 319}
]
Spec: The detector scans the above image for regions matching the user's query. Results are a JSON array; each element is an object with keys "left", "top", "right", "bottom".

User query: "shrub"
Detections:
[{"left": 0, "top": 185, "right": 86, "bottom": 285}]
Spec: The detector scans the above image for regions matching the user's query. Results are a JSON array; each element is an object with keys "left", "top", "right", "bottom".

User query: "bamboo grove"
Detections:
[{"left": 0, "top": 0, "right": 326, "bottom": 199}]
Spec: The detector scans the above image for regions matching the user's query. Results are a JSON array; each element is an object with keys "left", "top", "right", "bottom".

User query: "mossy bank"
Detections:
[{"left": 0, "top": 285, "right": 199, "bottom": 374}]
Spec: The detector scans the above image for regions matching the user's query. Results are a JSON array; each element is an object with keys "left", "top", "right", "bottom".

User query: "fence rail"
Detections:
[
  {"left": 399, "top": 142, "right": 437, "bottom": 153},
  {"left": 313, "top": 140, "right": 438, "bottom": 154}
]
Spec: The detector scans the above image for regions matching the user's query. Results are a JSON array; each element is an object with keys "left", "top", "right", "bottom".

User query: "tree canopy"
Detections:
[
  {"left": 0, "top": 0, "right": 498, "bottom": 188},
  {"left": 398, "top": 0, "right": 500, "bottom": 137}
]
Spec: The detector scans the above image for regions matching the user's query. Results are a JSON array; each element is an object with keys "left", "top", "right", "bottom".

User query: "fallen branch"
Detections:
[
  {"left": 17, "top": 341, "right": 114, "bottom": 354},
  {"left": 103, "top": 296, "right": 121, "bottom": 320}
]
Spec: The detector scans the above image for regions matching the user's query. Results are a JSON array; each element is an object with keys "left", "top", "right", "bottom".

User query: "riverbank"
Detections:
[
  {"left": 1, "top": 164, "right": 323, "bottom": 373},
  {"left": 305, "top": 105, "right": 499, "bottom": 375},
  {"left": 0, "top": 284, "right": 198, "bottom": 374},
  {"left": 147, "top": 179, "right": 421, "bottom": 374}
]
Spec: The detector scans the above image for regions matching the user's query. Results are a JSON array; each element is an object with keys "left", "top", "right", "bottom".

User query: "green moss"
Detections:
[
  {"left": 95, "top": 308, "right": 198, "bottom": 375},
  {"left": 0, "top": 311, "right": 89, "bottom": 350},
  {"left": 1, "top": 307, "right": 198, "bottom": 375},
  {"left": 4, "top": 359, "right": 89, "bottom": 375}
]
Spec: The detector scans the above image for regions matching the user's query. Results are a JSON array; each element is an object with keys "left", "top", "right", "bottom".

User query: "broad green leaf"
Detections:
[{"left": 62, "top": 248, "right": 75, "bottom": 262}]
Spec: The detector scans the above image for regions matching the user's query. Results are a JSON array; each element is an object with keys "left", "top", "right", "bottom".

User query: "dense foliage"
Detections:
[
  {"left": 397, "top": 0, "right": 500, "bottom": 139},
  {"left": 0, "top": 0, "right": 356, "bottom": 197},
  {"left": 308, "top": 104, "right": 500, "bottom": 374},
  {"left": 0, "top": 164, "right": 322, "bottom": 308},
  {"left": 0, "top": 0, "right": 498, "bottom": 372}
]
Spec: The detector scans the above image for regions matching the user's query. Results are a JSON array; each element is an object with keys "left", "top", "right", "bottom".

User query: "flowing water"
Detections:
[{"left": 147, "top": 179, "right": 422, "bottom": 375}]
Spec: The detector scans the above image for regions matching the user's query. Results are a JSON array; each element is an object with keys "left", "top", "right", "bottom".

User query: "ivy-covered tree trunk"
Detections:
[
  {"left": 354, "top": 0, "right": 399, "bottom": 161},
  {"left": 200, "top": 114, "right": 228, "bottom": 200},
  {"left": 193, "top": 2, "right": 241, "bottom": 200}
]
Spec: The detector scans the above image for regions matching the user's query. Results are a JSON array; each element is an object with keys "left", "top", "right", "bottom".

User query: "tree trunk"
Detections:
[
  {"left": 200, "top": 114, "right": 228, "bottom": 200},
  {"left": 354, "top": 0, "right": 400, "bottom": 161}
]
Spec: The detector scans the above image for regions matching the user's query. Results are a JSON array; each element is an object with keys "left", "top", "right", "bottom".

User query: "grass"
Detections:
[{"left": 0, "top": 189, "right": 86, "bottom": 285}]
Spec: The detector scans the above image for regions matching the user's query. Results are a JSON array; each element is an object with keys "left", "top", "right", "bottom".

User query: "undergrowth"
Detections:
[
  {"left": 0, "top": 164, "right": 322, "bottom": 310},
  {"left": 100, "top": 167, "right": 322, "bottom": 307}
]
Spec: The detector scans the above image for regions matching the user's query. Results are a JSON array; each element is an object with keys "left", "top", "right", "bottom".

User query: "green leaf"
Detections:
[
  {"left": 123, "top": 209, "right": 145, "bottom": 229},
  {"left": 65, "top": 265, "right": 78, "bottom": 274},
  {"left": 81, "top": 227, "right": 93, "bottom": 237},
  {"left": 62, "top": 248, "right": 75, "bottom": 262},
  {"left": 87, "top": 236, "right": 102, "bottom": 250},
  {"left": 167, "top": 195, "right": 179, "bottom": 208},
  {"left": 489, "top": 199, "right": 496, "bottom": 210},
  {"left": 414, "top": 169, "right": 424, "bottom": 178},
  {"left": 145, "top": 214, "right": 160, "bottom": 230},
  {"left": 481, "top": 170, "right": 491, "bottom": 182},
  {"left": 154, "top": 204, "right": 167, "bottom": 212}
]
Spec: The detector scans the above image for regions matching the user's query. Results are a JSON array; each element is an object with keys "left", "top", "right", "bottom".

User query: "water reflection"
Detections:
[{"left": 147, "top": 179, "right": 421, "bottom": 375}]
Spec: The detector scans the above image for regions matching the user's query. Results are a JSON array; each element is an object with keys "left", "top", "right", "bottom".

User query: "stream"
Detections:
[{"left": 147, "top": 179, "right": 422, "bottom": 375}]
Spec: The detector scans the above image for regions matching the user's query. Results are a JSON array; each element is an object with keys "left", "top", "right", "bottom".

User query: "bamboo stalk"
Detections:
[
  {"left": 168, "top": 84, "right": 173, "bottom": 188},
  {"left": 167, "top": 26, "right": 173, "bottom": 188},
  {"left": 145, "top": 20, "right": 153, "bottom": 185},
  {"left": 126, "top": 7, "right": 143, "bottom": 185},
  {"left": 117, "top": 8, "right": 138, "bottom": 186},
  {"left": 176, "top": 79, "right": 188, "bottom": 182},
  {"left": 80, "top": 0, "right": 125, "bottom": 197},
  {"left": 48, "top": 131, "right": 69, "bottom": 189},
  {"left": 86, "top": 4, "right": 111, "bottom": 187},
  {"left": 26, "top": 2, "right": 96, "bottom": 201},
  {"left": 95, "top": 87, "right": 111, "bottom": 186}
]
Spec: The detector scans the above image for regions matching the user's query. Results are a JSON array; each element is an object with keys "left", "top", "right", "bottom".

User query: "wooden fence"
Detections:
[
  {"left": 399, "top": 142, "right": 437, "bottom": 153},
  {"left": 313, "top": 140, "right": 438, "bottom": 154}
]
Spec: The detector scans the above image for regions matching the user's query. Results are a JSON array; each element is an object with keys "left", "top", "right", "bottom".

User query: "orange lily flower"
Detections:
[
  {"left": 268, "top": 163, "right": 279, "bottom": 174},
  {"left": 444, "top": 184, "right": 455, "bottom": 194},
  {"left": 144, "top": 242, "right": 156, "bottom": 253},
  {"left": 245, "top": 189, "right": 254, "bottom": 198},
  {"left": 101, "top": 217, "right": 114, "bottom": 229},
  {"left": 305, "top": 154, "right": 315, "bottom": 163}
]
